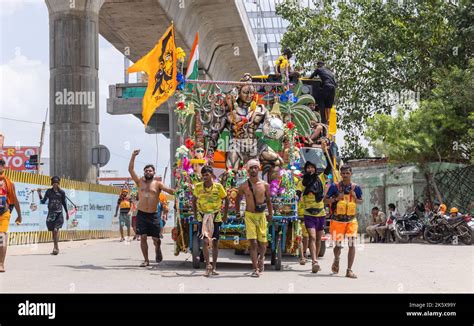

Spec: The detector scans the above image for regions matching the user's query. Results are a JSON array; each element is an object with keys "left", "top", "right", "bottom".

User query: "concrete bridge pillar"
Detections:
[{"left": 46, "top": 0, "right": 104, "bottom": 182}]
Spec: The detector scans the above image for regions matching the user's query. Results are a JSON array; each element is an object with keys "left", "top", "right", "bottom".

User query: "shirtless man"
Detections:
[
  {"left": 235, "top": 159, "right": 273, "bottom": 277},
  {"left": 128, "top": 150, "right": 175, "bottom": 267}
]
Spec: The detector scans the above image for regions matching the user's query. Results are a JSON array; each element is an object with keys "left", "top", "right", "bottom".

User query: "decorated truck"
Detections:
[{"left": 171, "top": 67, "right": 340, "bottom": 270}]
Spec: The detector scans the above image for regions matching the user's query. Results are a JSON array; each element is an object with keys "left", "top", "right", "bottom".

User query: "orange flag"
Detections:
[{"left": 127, "top": 24, "right": 177, "bottom": 126}]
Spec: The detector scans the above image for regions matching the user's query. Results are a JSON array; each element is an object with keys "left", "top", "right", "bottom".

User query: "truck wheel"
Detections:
[
  {"left": 192, "top": 232, "right": 201, "bottom": 269},
  {"left": 274, "top": 236, "right": 282, "bottom": 271}
]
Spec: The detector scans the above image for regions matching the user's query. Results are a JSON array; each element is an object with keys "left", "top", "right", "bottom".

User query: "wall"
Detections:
[
  {"left": 5, "top": 170, "right": 121, "bottom": 245},
  {"left": 350, "top": 162, "right": 467, "bottom": 232}
]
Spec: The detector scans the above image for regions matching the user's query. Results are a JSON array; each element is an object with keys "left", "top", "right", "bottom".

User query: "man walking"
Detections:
[
  {"left": 38, "top": 176, "right": 69, "bottom": 255},
  {"left": 235, "top": 159, "right": 273, "bottom": 278},
  {"left": 0, "top": 159, "right": 22, "bottom": 272},
  {"left": 128, "top": 150, "right": 175, "bottom": 267},
  {"left": 114, "top": 189, "right": 131, "bottom": 242},
  {"left": 297, "top": 161, "right": 326, "bottom": 273},
  {"left": 192, "top": 165, "right": 228, "bottom": 276},
  {"left": 325, "top": 165, "right": 362, "bottom": 279}
]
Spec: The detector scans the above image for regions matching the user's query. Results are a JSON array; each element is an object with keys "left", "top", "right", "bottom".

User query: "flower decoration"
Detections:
[
  {"left": 287, "top": 121, "right": 295, "bottom": 130},
  {"left": 279, "top": 93, "right": 288, "bottom": 103},
  {"left": 176, "top": 72, "right": 185, "bottom": 90},
  {"left": 185, "top": 138, "right": 195, "bottom": 149},
  {"left": 176, "top": 47, "right": 186, "bottom": 61},
  {"left": 177, "top": 101, "right": 185, "bottom": 110}
]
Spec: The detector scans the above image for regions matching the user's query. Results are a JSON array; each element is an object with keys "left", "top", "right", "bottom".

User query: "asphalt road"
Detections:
[{"left": 1, "top": 235, "right": 472, "bottom": 293}]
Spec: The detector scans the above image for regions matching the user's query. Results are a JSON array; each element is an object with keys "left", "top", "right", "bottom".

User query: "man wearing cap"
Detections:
[
  {"left": 38, "top": 176, "right": 69, "bottom": 255},
  {"left": 0, "top": 158, "right": 22, "bottom": 272},
  {"left": 235, "top": 159, "right": 273, "bottom": 277},
  {"left": 448, "top": 207, "right": 462, "bottom": 219},
  {"left": 114, "top": 189, "right": 132, "bottom": 242}
]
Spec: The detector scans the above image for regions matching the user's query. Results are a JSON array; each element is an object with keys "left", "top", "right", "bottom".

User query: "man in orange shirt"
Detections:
[
  {"left": 0, "top": 158, "right": 22, "bottom": 272},
  {"left": 157, "top": 192, "right": 169, "bottom": 239},
  {"left": 115, "top": 189, "right": 132, "bottom": 242}
]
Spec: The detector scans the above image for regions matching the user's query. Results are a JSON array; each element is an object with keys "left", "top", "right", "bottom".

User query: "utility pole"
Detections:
[{"left": 37, "top": 108, "right": 48, "bottom": 175}]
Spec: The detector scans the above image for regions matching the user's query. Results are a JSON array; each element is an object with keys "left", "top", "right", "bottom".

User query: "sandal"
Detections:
[
  {"left": 346, "top": 269, "right": 358, "bottom": 279},
  {"left": 331, "top": 258, "right": 340, "bottom": 274},
  {"left": 204, "top": 264, "right": 212, "bottom": 277},
  {"left": 312, "top": 262, "right": 321, "bottom": 273},
  {"left": 139, "top": 261, "right": 150, "bottom": 267},
  {"left": 250, "top": 270, "right": 260, "bottom": 278},
  {"left": 257, "top": 258, "right": 265, "bottom": 274},
  {"left": 51, "top": 249, "right": 59, "bottom": 255},
  {"left": 299, "top": 258, "right": 306, "bottom": 265},
  {"left": 211, "top": 270, "right": 220, "bottom": 276},
  {"left": 155, "top": 246, "right": 163, "bottom": 263}
]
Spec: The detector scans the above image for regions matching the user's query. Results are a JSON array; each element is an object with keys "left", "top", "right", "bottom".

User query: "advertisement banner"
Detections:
[
  {"left": 0, "top": 147, "right": 38, "bottom": 171},
  {"left": 8, "top": 182, "right": 118, "bottom": 232}
]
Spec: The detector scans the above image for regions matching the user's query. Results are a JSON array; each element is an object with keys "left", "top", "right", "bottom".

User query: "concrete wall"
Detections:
[
  {"left": 351, "top": 162, "right": 466, "bottom": 232},
  {"left": 351, "top": 165, "right": 422, "bottom": 232}
]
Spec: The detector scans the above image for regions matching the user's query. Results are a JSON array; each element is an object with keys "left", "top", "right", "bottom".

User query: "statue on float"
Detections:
[{"left": 223, "top": 73, "right": 283, "bottom": 177}]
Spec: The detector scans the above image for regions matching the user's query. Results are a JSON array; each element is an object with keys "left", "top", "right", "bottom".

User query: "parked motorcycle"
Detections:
[
  {"left": 394, "top": 208, "right": 428, "bottom": 243},
  {"left": 423, "top": 213, "right": 472, "bottom": 245}
]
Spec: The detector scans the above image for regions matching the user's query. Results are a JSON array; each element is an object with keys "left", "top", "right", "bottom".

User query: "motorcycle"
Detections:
[
  {"left": 394, "top": 209, "right": 428, "bottom": 243},
  {"left": 423, "top": 213, "right": 472, "bottom": 245}
]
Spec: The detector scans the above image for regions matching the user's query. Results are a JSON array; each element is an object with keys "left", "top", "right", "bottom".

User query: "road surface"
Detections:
[{"left": 1, "top": 236, "right": 472, "bottom": 293}]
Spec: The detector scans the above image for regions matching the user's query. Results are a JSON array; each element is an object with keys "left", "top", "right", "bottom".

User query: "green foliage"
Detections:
[
  {"left": 366, "top": 60, "right": 474, "bottom": 166},
  {"left": 277, "top": 0, "right": 472, "bottom": 158},
  {"left": 280, "top": 81, "right": 320, "bottom": 136}
]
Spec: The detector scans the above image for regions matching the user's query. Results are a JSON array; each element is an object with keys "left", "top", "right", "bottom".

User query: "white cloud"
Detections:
[
  {"left": 0, "top": 35, "right": 171, "bottom": 184},
  {"left": 0, "top": 53, "right": 49, "bottom": 150},
  {"left": 0, "top": 0, "right": 43, "bottom": 16}
]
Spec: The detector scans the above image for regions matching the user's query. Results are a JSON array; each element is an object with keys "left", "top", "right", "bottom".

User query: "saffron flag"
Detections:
[{"left": 127, "top": 24, "right": 177, "bottom": 126}]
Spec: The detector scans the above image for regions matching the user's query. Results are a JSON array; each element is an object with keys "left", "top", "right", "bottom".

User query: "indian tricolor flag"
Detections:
[{"left": 185, "top": 32, "right": 199, "bottom": 90}]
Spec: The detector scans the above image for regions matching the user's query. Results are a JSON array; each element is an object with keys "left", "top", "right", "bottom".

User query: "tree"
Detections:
[
  {"left": 276, "top": 0, "right": 472, "bottom": 158},
  {"left": 366, "top": 60, "right": 474, "bottom": 202},
  {"left": 366, "top": 59, "right": 473, "bottom": 165}
]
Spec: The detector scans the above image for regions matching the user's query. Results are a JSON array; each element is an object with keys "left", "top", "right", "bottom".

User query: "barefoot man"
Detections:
[
  {"left": 235, "top": 159, "right": 273, "bottom": 278},
  {"left": 128, "top": 150, "right": 175, "bottom": 267}
]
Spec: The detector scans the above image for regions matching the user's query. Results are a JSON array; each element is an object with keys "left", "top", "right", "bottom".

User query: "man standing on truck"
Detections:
[
  {"left": 192, "top": 165, "right": 229, "bottom": 277},
  {"left": 128, "top": 149, "right": 175, "bottom": 267},
  {"left": 235, "top": 159, "right": 273, "bottom": 278},
  {"left": 324, "top": 165, "right": 362, "bottom": 279},
  {"left": 309, "top": 61, "right": 337, "bottom": 123}
]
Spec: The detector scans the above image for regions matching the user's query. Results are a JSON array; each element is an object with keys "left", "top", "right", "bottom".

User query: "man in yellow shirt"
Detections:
[
  {"left": 297, "top": 161, "right": 326, "bottom": 273},
  {"left": 192, "top": 165, "right": 229, "bottom": 277}
]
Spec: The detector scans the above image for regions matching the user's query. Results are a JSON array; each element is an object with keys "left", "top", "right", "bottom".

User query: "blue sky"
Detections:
[{"left": 0, "top": 0, "right": 171, "bottom": 184}]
